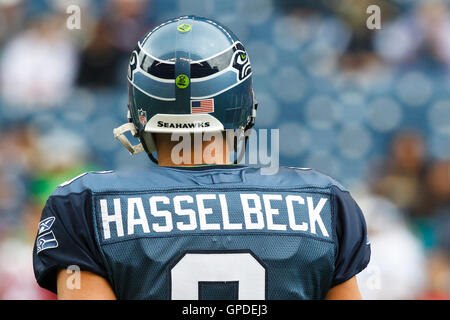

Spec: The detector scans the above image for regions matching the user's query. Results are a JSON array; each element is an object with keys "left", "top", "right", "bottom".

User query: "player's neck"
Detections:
[
  {"left": 155, "top": 133, "right": 231, "bottom": 167},
  {"left": 157, "top": 154, "right": 231, "bottom": 167}
]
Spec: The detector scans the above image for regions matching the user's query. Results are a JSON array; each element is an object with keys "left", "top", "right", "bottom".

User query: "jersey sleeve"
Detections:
[
  {"left": 33, "top": 189, "right": 108, "bottom": 294},
  {"left": 331, "top": 186, "right": 371, "bottom": 287}
]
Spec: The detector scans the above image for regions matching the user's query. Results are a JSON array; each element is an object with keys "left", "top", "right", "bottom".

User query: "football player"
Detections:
[{"left": 33, "top": 16, "right": 370, "bottom": 299}]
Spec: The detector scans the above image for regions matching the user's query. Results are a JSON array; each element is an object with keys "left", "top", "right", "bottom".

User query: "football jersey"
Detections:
[{"left": 33, "top": 165, "right": 370, "bottom": 299}]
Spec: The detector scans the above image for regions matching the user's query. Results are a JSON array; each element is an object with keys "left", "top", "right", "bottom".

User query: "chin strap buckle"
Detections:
[{"left": 113, "top": 123, "right": 144, "bottom": 155}]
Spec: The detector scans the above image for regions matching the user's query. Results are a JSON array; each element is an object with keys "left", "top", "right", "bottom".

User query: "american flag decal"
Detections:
[{"left": 191, "top": 99, "right": 214, "bottom": 113}]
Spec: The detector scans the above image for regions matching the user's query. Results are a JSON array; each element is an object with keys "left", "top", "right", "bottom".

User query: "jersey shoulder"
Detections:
[
  {"left": 50, "top": 166, "right": 349, "bottom": 196},
  {"left": 50, "top": 167, "right": 207, "bottom": 196},
  {"left": 51, "top": 170, "right": 116, "bottom": 197},
  {"left": 243, "top": 166, "right": 349, "bottom": 192}
]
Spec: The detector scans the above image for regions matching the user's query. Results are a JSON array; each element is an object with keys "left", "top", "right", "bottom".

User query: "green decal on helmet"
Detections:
[
  {"left": 176, "top": 74, "right": 190, "bottom": 89},
  {"left": 177, "top": 23, "right": 192, "bottom": 33}
]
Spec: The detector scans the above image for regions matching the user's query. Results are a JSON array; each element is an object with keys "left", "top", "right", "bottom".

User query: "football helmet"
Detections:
[{"left": 113, "top": 15, "right": 257, "bottom": 163}]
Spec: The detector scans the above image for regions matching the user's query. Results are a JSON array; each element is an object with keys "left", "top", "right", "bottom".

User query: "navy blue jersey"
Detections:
[{"left": 33, "top": 165, "right": 370, "bottom": 299}]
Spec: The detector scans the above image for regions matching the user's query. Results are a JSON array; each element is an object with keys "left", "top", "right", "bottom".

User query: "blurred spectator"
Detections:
[
  {"left": 329, "top": 0, "right": 396, "bottom": 72},
  {"left": 103, "top": 0, "right": 152, "bottom": 54},
  {"left": 417, "top": 1, "right": 450, "bottom": 66},
  {"left": 356, "top": 195, "right": 427, "bottom": 299},
  {"left": 425, "top": 161, "right": 450, "bottom": 218},
  {"left": 0, "top": 125, "right": 39, "bottom": 171},
  {"left": 0, "top": 125, "right": 38, "bottom": 228},
  {"left": 436, "top": 211, "right": 450, "bottom": 256},
  {"left": 0, "top": 201, "right": 56, "bottom": 299},
  {"left": 0, "top": 167, "right": 25, "bottom": 230},
  {"left": 428, "top": 161, "right": 450, "bottom": 267},
  {"left": 75, "top": 0, "right": 153, "bottom": 87},
  {"left": 0, "top": 0, "right": 25, "bottom": 45},
  {"left": 0, "top": 14, "right": 77, "bottom": 108},
  {"left": 77, "top": 21, "right": 123, "bottom": 88},
  {"left": 374, "top": 0, "right": 450, "bottom": 68},
  {"left": 28, "top": 125, "right": 97, "bottom": 205},
  {"left": 372, "top": 131, "right": 429, "bottom": 218},
  {"left": 419, "top": 250, "right": 450, "bottom": 299}
]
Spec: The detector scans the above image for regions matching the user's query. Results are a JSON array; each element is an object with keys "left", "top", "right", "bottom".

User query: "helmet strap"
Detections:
[
  {"left": 234, "top": 92, "right": 258, "bottom": 164},
  {"left": 139, "top": 132, "right": 159, "bottom": 164}
]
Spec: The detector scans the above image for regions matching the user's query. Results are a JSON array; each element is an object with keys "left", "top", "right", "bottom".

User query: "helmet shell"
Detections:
[{"left": 127, "top": 15, "right": 255, "bottom": 137}]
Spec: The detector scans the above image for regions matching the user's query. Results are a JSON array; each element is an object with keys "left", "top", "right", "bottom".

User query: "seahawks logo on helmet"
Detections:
[
  {"left": 128, "top": 50, "right": 139, "bottom": 81},
  {"left": 232, "top": 50, "right": 251, "bottom": 81}
]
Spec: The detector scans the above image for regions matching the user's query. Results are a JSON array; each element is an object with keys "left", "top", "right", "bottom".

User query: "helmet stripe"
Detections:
[{"left": 174, "top": 17, "right": 193, "bottom": 112}]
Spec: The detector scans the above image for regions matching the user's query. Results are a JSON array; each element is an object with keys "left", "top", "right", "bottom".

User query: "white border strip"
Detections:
[
  {"left": 128, "top": 78, "right": 176, "bottom": 101},
  {"left": 137, "top": 41, "right": 242, "bottom": 65},
  {"left": 191, "top": 71, "right": 252, "bottom": 100}
]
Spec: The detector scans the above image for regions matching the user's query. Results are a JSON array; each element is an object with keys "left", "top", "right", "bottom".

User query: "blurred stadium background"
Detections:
[{"left": 0, "top": 0, "right": 449, "bottom": 299}]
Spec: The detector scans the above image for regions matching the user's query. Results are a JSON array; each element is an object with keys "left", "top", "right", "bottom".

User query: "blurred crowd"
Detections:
[
  {"left": 0, "top": 0, "right": 449, "bottom": 299},
  {"left": 0, "top": 0, "right": 154, "bottom": 300},
  {"left": 358, "top": 131, "right": 450, "bottom": 299}
]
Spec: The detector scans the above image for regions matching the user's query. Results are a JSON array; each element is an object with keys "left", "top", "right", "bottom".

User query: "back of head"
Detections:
[{"left": 114, "top": 16, "right": 258, "bottom": 164}]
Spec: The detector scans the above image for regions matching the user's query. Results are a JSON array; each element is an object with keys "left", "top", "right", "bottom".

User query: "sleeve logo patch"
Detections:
[
  {"left": 36, "top": 231, "right": 59, "bottom": 254},
  {"left": 36, "top": 216, "right": 58, "bottom": 254},
  {"left": 38, "top": 216, "right": 55, "bottom": 234}
]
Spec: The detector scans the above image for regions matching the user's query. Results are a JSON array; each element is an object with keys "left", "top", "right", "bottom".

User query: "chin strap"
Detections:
[
  {"left": 147, "top": 152, "right": 159, "bottom": 164},
  {"left": 244, "top": 95, "right": 258, "bottom": 132},
  {"left": 113, "top": 121, "right": 159, "bottom": 164},
  {"left": 234, "top": 94, "right": 258, "bottom": 164},
  {"left": 113, "top": 122, "right": 144, "bottom": 155}
]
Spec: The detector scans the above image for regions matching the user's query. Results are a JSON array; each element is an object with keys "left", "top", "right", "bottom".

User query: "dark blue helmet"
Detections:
[{"left": 114, "top": 16, "right": 257, "bottom": 159}]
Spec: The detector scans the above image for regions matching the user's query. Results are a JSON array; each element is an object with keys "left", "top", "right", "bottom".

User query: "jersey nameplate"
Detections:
[{"left": 95, "top": 191, "right": 332, "bottom": 243}]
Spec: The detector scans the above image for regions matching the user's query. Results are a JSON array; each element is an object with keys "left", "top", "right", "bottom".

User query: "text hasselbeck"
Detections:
[{"left": 99, "top": 193, "right": 330, "bottom": 240}]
